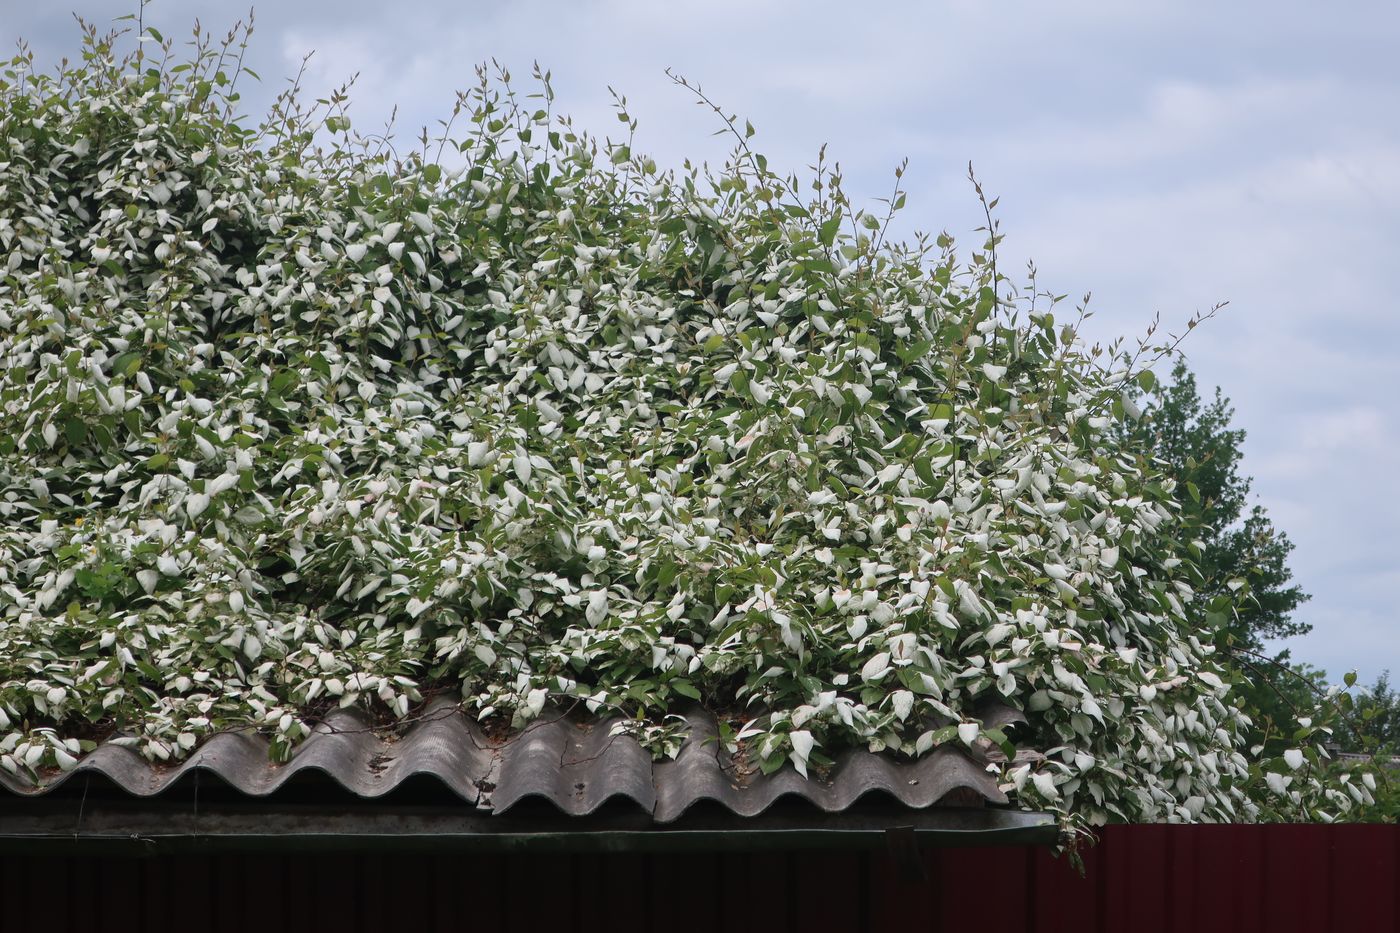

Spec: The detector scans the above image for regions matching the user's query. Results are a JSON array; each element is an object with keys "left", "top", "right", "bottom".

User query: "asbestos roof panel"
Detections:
[
  {"left": 486, "top": 711, "right": 659, "bottom": 816},
  {"left": 1, "top": 697, "right": 1025, "bottom": 823}
]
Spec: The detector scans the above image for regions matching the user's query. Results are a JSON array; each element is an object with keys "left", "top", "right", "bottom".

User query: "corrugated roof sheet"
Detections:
[{"left": 0, "top": 698, "right": 1029, "bottom": 823}]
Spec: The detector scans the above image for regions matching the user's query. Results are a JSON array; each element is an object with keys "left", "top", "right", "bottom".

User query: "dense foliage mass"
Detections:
[{"left": 0, "top": 20, "right": 1382, "bottom": 826}]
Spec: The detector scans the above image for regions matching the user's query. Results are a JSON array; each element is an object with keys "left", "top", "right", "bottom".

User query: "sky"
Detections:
[{"left": 10, "top": 1, "right": 1399, "bottom": 684}]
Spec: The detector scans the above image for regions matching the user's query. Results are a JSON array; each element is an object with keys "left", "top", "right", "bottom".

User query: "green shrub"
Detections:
[{"left": 0, "top": 16, "right": 1381, "bottom": 825}]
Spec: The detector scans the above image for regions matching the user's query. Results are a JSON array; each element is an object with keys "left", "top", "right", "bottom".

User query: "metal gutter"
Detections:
[{"left": 0, "top": 803, "right": 1057, "bottom": 854}]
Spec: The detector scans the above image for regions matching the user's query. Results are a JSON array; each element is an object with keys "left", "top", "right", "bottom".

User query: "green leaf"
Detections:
[
  {"left": 819, "top": 211, "right": 843, "bottom": 248},
  {"left": 64, "top": 418, "right": 86, "bottom": 447},
  {"left": 655, "top": 558, "right": 678, "bottom": 591},
  {"left": 270, "top": 369, "right": 298, "bottom": 393},
  {"left": 111, "top": 351, "right": 142, "bottom": 376},
  {"left": 982, "top": 727, "right": 1017, "bottom": 761},
  {"left": 930, "top": 725, "right": 957, "bottom": 746}
]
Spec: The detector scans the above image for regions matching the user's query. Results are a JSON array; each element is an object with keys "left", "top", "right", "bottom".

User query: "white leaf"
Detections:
[
  {"left": 957, "top": 584, "right": 986, "bottom": 618},
  {"left": 585, "top": 590, "right": 609, "bottom": 626},
  {"left": 467, "top": 441, "right": 494, "bottom": 467},
  {"left": 984, "top": 623, "right": 1014, "bottom": 648},
  {"left": 891, "top": 690, "right": 914, "bottom": 721},
  {"left": 789, "top": 730, "right": 814, "bottom": 778},
  {"left": 860, "top": 652, "right": 891, "bottom": 683},
  {"left": 536, "top": 398, "right": 563, "bottom": 423},
  {"left": 1283, "top": 748, "right": 1305, "bottom": 771},
  {"left": 1031, "top": 771, "right": 1060, "bottom": 799},
  {"left": 957, "top": 722, "right": 978, "bottom": 745},
  {"left": 186, "top": 493, "right": 210, "bottom": 518}
]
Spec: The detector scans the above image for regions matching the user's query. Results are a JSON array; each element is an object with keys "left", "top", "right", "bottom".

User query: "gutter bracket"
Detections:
[{"left": 884, "top": 824, "right": 926, "bottom": 884}]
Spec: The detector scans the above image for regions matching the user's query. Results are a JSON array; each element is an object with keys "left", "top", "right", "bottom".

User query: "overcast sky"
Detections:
[{"left": 12, "top": 1, "right": 1399, "bottom": 684}]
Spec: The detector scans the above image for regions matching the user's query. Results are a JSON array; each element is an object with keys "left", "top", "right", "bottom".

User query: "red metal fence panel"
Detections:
[{"left": 3, "top": 824, "right": 1397, "bottom": 932}]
